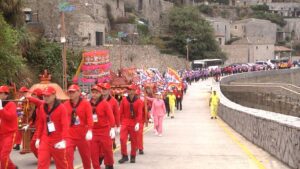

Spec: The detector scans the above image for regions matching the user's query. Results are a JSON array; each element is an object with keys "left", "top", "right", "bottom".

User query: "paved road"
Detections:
[
  {"left": 113, "top": 79, "right": 291, "bottom": 169},
  {"left": 11, "top": 79, "right": 291, "bottom": 169}
]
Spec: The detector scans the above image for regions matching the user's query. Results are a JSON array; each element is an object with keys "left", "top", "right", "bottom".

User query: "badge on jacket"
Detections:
[
  {"left": 47, "top": 121, "right": 56, "bottom": 133},
  {"left": 93, "top": 114, "right": 98, "bottom": 123}
]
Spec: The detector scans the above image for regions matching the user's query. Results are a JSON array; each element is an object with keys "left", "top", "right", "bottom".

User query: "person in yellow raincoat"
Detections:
[
  {"left": 209, "top": 90, "right": 219, "bottom": 119},
  {"left": 168, "top": 90, "right": 176, "bottom": 119}
]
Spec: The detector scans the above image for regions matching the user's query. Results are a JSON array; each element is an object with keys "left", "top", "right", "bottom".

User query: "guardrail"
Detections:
[{"left": 218, "top": 69, "right": 300, "bottom": 169}]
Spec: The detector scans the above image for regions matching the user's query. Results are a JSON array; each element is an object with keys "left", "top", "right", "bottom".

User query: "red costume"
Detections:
[
  {"left": 27, "top": 89, "right": 44, "bottom": 158},
  {"left": 137, "top": 99, "right": 148, "bottom": 152},
  {"left": 36, "top": 99, "right": 69, "bottom": 169},
  {"left": 90, "top": 98, "right": 115, "bottom": 169},
  {"left": 107, "top": 96, "right": 120, "bottom": 128},
  {"left": 64, "top": 98, "right": 93, "bottom": 169},
  {"left": 0, "top": 100, "right": 18, "bottom": 169},
  {"left": 119, "top": 96, "right": 143, "bottom": 157}
]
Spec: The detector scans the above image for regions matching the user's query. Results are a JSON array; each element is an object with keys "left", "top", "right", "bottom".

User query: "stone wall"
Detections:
[
  {"left": 218, "top": 69, "right": 300, "bottom": 169},
  {"left": 221, "top": 45, "right": 249, "bottom": 65},
  {"left": 221, "top": 84, "right": 300, "bottom": 117},
  {"left": 85, "top": 45, "right": 186, "bottom": 71}
]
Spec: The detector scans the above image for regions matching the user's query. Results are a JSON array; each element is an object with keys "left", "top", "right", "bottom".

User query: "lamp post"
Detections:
[{"left": 186, "top": 38, "right": 197, "bottom": 70}]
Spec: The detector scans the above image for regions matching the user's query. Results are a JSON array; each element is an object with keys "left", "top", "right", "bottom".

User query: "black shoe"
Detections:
[
  {"left": 139, "top": 149, "right": 144, "bottom": 155},
  {"left": 130, "top": 156, "right": 136, "bottom": 163},
  {"left": 105, "top": 165, "right": 114, "bottom": 169},
  {"left": 16, "top": 167, "right": 18, "bottom": 169},
  {"left": 118, "top": 155, "right": 129, "bottom": 164},
  {"left": 171, "top": 116, "right": 174, "bottom": 119},
  {"left": 99, "top": 156, "right": 104, "bottom": 165},
  {"left": 215, "top": 117, "right": 217, "bottom": 119},
  {"left": 13, "top": 144, "right": 20, "bottom": 151},
  {"left": 211, "top": 117, "right": 213, "bottom": 119}
]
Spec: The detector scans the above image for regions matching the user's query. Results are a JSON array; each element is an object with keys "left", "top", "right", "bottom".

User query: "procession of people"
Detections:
[{"left": 0, "top": 69, "right": 190, "bottom": 169}]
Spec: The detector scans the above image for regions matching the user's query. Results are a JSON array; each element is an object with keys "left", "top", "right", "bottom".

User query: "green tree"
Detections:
[
  {"left": 0, "top": 0, "right": 23, "bottom": 27},
  {"left": 168, "top": 6, "right": 226, "bottom": 61},
  {"left": 0, "top": 13, "right": 23, "bottom": 83},
  {"left": 25, "top": 38, "right": 82, "bottom": 85}
]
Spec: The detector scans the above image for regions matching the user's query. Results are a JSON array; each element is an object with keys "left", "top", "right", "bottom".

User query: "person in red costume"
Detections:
[
  {"left": 98, "top": 83, "right": 120, "bottom": 166},
  {"left": 99, "top": 83, "right": 120, "bottom": 144},
  {"left": 0, "top": 85, "right": 19, "bottom": 169},
  {"left": 64, "top": 84, "right": 93, "bottom": 169},
  {"left": 35, "top": 87, "right": 69, "bottom": 169},
  {"left": 90, "top": 85, "right": 115, "bottom": 169},
  {"left": 21, "top": 88, "right": 44, "bottom": 158},
  {"left": 14, "top": 86, "right": 30, "bottom": 151},
  {"left": 135, "top": 89, "right": 148, "bottom": 155},
  {"left": 118, "top": 84, "right": 143, "bottom": 164}
]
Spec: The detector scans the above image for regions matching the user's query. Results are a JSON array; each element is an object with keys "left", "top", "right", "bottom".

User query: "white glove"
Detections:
[
  {"left": 19, "top": 96, "right": 26, "bottom": 101},
  {"left": 149, "top": 118, "right": 153, "bottom": 123},
  {"left": 0, "top": 99, "right": 3, "bottom": 110},
  {"left": 35, "top": 139, "right": 40, "bottom": 149},
  {"left": 115, "top": 127, "right": 120, "bottom": 134},
  {"left": 110, "top": 128, "right": 116, "bottom": 139},
  {"left": 22, "top": 124, "right": 30, "bottom": 131},
  {"left": 85, "top": 130, "right": 93, "bottom": 141},
  {"left": 54, "top": 140, "right": 66, "bottom": 149},
  {"left": 135, "top": 123, "right": 140, "bottom": 131}
]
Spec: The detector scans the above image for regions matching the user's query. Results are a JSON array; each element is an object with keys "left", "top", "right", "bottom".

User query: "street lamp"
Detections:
[{"left": 186, "top": 38, "right": 197, "bottom": 69}]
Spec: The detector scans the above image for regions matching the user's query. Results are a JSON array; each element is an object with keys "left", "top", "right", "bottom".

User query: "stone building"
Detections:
[
  {"left": 267, "top": 3, "right": 300, "bottom": 17},
  {"left": 229, "top": 0, "right": 271, "bottom": 6},
  {"left": 231, "top": 18, "right": 277, "bottom": 44},
  {"left": 284, "top": 18, "right": 300, "bottom": 40},
  {"left": 206, "top": 17, "right": 231, "bottom": 45},
  {"left": 222, "top": 37, "right": 275, "bottom": 65},
  {"left": 22, "top": 0, "right": 125, "bottom": 47},
  {"left": 136, "top": 0, "right": 174, "bottom": 35}
]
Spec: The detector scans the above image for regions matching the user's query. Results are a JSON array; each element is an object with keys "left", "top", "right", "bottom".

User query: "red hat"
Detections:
[
  {"left": 68, "top": 84, "right": 81, "bottom": 92},
  {"left": 19, "top": 86, "right": 29, "bottom": 93},
  {"left": 32, "top": 88, "right": 43, "bottom": 97},
  {"left": 0, "top": 86, "right": 10, "bottom": 93},
  {"left": 98, "top": 83, "right": 111, "bottom": 90},
  {"left": 91, "top": 85, "right": 102, "bottom": 92},
  {"left": 135, "top": 89, "right": 141, "bottom": 95},
  {"left": 127, "top": 84, "right": 137, "bottom": 90},
  {"left": 42, "top": 86, "right": 56, "bottom": 96}
]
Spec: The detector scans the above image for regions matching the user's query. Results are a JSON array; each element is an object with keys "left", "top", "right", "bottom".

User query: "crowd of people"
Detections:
[{"left": 0, "top": 80, "right": 187, "bottom": 169}]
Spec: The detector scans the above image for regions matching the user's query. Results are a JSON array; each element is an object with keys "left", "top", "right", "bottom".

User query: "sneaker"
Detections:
[
  {"left": 215, "top": 117, "right": 217, "bottom": 119},
  {"left": 118, "top": 155, "right": 129, "bottom": 164},
  {"left": 130, "top": 156, "right": 136, "bottom": 163},
  {"left": 105, "top": 166, "right": 114, "bottom": 169},
  {"left": 211, "top": 117, "right": 213, "bottom": 119},
  {"left": 158, "top": 134, "right": 162, "bottom": 137},
  {"left": 171, "top": 116, "right": 174, "bottom": 119},
  {"left": 139, "top": 149, "right": 144, "bottom": 155},
  {"left": 154, "top": 131, "right": 158, "bottom": 136}
]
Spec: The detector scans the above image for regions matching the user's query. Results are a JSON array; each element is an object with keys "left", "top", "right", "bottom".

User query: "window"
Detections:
[
  {"left": 96, "top": 9, "right": 99, "bottom": 14},
  {"left": 88, "top": 33, "right": 91, "bottom": 41},
  {"left": 117, "top": 0, "right": 119, "bottom": 8},
  {"left": 219, "top": 38, "right": 222, "bottom": 45},
  {"left": 256, "top": 46, "right": 258, "bottom": 50},
  {"left": 266, "top": 46, "right": 269, "bottom": 49},
  {"left": 235, "top": 25, "right": 237, "bottom": 29}
]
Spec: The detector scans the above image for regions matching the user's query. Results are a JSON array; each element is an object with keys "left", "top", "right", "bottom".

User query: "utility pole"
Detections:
[
  {"left": 186, "top": 44, "right": 189, "bottom": 70},
  {"left": 61, "top": 11, "right": 68, "bottom": 90}
]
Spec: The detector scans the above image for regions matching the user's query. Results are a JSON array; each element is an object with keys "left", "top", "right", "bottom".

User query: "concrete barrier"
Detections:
[{"left": 218, "top": 69, "right": 300, "bottom": 169}]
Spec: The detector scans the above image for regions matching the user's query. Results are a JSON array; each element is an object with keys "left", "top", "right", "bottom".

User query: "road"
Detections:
[{"left": 11, "top": 78, "right": 291, "bottom": 169}]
